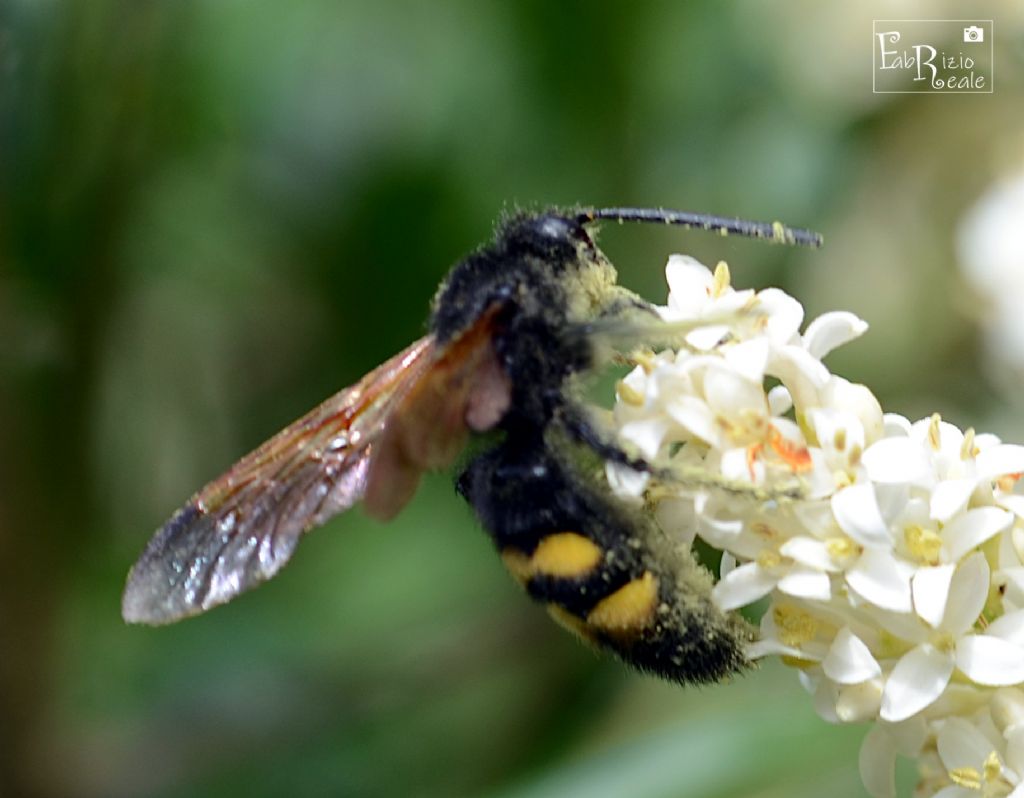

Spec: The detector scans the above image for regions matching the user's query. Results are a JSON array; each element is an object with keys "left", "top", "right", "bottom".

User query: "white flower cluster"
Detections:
[{"left": 607, "top": 256, "right": 1024, "bottom": 798}]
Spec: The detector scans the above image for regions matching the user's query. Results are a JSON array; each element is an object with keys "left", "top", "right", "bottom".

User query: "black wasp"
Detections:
[{"left": 123, "top": 206, "right": 822, "bottom": 684}]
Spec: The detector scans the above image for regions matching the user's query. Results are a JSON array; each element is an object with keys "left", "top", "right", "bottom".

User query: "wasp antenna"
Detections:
[{"left": 577, "top": 206, "right": 823, "bottom": 248}]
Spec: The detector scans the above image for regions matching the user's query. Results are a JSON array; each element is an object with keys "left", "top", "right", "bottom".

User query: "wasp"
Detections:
[{"left": 122, "top": 206, "right": 822, "bottom": 685}]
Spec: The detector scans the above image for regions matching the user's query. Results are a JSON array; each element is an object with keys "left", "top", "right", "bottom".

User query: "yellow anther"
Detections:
[
  {"left": 833, "top": 428, "right": 847, "bottom": 452},
  {"left": 773, "top": 604, "right": 818, "bottom": 646},
  {"left": 928, "top": 413, "right": 943, "bottom": 451},
  {"left": 630, "top": 349, "right": 658, "bottom": 373},
  {"left": 962, "top": 427, "right": 978, "bottom": 460},
  {"left": 905, "top": 524, "right": 942, "bottom": 564},
  {"left": 948, "top": 766, "right": 981, "bottom": 790},
  {"left": 757, "top": 550, "right": 783, "bottom": 569},
  {"left": 848, "top": 443, "right": 863, "bottom": 467},
  {"left": 983, "top": 750, "right": 1002, "bottom": 782},
  {"left": 712, "top": 261, "right": 731, "bottom": 296},
  {"left": 826, "top": 537, "right": 857, "bottom": 559}
]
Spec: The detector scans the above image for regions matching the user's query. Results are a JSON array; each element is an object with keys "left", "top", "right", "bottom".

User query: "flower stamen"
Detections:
[
  {"left": 948, "top": 767, "right": 981, "bottom": 790},
  {"left": 928, "top": 413, "right": 943, "bottom": 450},
  {"left": 904, "top": 524, "right": 942, "bottom": 564}
]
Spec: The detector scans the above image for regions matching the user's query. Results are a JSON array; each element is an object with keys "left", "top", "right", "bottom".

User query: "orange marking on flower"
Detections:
[
  {"left": 746, "top": 442, "right": 763, "bottom": 481},
  {"left": 768, "top": 427, "right": 812, "bottom": 473},
  {"left": 998, "top": 472, "right": 1024, "bottom": 492}
]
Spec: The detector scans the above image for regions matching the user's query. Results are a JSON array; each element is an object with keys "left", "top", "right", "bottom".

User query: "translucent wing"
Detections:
[
  {"left": 122, "top": 337, "right": 437, "bottom": 625},
  {"left": 123, "top": 304, "right": 509, "bottom": 626}
]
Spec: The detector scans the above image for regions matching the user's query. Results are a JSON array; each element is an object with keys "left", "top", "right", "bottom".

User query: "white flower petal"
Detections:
[
  {"left": 767, "top": 384, "right": 793, "bottom": 415},
  {"left": 976, "top": 432, "right": 1003, "bottom": 449},
  {"left": 936, "top": 716, "right": 997, "bottom": 772},
  {"left": 931, "top": 787, "right": 977, "bottom": 798},
  {"left": 862, "top": 437, "right": 932, "bottom": 485},
  {"left": 848, "top": 549, "right": 914, "bottom": 613},
  {"left": 664, "top": 255, "right": 712, "bottom": 316},
  {"left": 796, "top": 668, "right": 819, "bottom": 696},
  {"left": 810, "top": 677, "right": 840, "bottom": 723},
  {"left": 911, "top": 418, "right": 965, "bottom": 464},
  {"left": 942, "top": 552, "right": 990, "bottom": 636},
  {"left": 618, "top": 417, "right": 672, "bottom": 460},
  {"left": 653, "top": 498, "right": 697, "bottom": 545},
  {"left": 823, "top": 627, "right": 882, "bottom": 684},
  {"left": 809, "top": 407, "right": 866, "bottom": 462},
  {"left": 723, "top": 338, "right": 769, "bottom": 384},
  {"left": 999, "top": 495, "right": 1024, "bottom": 520},
  {"left": 991, "top": 688, "right": 1024, "bottom": 737},
  {"left": 836, "top": 680, "right": 883, "bottom": 722},
  {"left": 778, "top": 568, "right": 832, "bottom": 600},
  {"left": 1003, "top": 716, "right": 1024, "bottom": 773},
  {"left": 987, "top": 608, "right": 1024, "bottom": 646},
  {"left": 874, "top": 483, "right": 911, "bottom": 525},
  {"left": 746, "top": 637, "right": 812, "bottom": 661},
  {"left": 711, "top": 562, "right": 776, "bottom": 611},
  {"left": 832, "top": 483, "right": 892, "bottom": 548},
  {"left": 804, "top": 311, "right": 869, "bottom": 359},
  {"left": 720, "top": 446, "right": 762, "bottom": 484},
  {"left": 943, "top": 507, "right": 1013, "bottom": 562},
  {"left": 912, "top": 564, "right": 956, "bottom": 628},
  {"left": 866, "top": 606, "right": 931, "bottom": 645},
  {"left": 957, "top": 635, "right": 1024, "bottom": 685},
  {"left": 999, "top": 567, "right": 1024, "bottom": 609},
  {"left": 930, "top": 478, "right": 978, "bottom": 523},
  {"left": 686, "top": 325, "right": 731, "bottom": 351},
  {"left": 885, "top": 715, "right": 930, "bottom": 756},
  {"left": 664, "top": 395, "right": 719, "bottom": 447},
  {"left": 759, "top": 287, "right": 804, "bottom": 344},
  {"left": 820, "top": 378, "right": 884, "bottom": 445},
  {"left": 780, "top": 536, "right": 840, "bottom": 572},
  {"left": 977, "top": 445, "right": 1024, "bottom": 480},
  {"left": 883, "top": 413, "right": 913, "bottom": 437},
  {"left": 1000, "top": 527, "right": 1022, "bottom": 569},
  {"left": 767, "top": 344, "right": 830, "bottom": 409},
  {"left": 605, "top": 462, "right": 649, "bottom": 501},
  {"left": 703, "top": 363, "right": 765, "bottom": 417},
  {"left": 696, "top": 512, "right": 746, "bottom": 550},
  {"left": 880, "top": 644, "right": 954, "bottom": 721},
  {"left": 859, "top": 725, "right": 897, "bottom": 798}
]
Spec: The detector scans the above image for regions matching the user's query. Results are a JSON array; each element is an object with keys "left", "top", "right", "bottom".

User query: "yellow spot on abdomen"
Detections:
[
  {"left": 501, "top": 548, "right": 533, "bottom": 585},
  {"left": 530, "top": 532, "right": 604, "bottom": 578},
  {"left": 586, "top": 571, "right": 659, "bottom": 633},
  {"left": 546, "top": 604, "right": 596, "bottom": 645}
]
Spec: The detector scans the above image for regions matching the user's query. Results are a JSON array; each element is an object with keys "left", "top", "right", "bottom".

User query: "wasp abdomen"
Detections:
[
  {"left": 458, "top": 440, "right": 751, "bottom": 685},
  {"left": 501, "top": 532, "right": 658, "bottom": 644}
]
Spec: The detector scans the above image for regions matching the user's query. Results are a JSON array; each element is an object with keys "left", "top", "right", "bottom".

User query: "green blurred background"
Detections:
[{"left": 2, "top": 2, "right": 1022, "bottom": 796}]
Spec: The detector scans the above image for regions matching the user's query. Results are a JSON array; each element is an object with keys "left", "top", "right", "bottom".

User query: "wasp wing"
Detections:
[
  {"left": 363, "top": 303, "right": 510, "bottom": 519},
  {"left": 122, "top": 337, "right": 437, "bottom": 625}
]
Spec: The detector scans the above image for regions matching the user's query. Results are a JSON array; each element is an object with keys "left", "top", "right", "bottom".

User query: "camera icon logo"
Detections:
[{"left": 964, "top": 25, "right": 984, "bottom": 43}]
